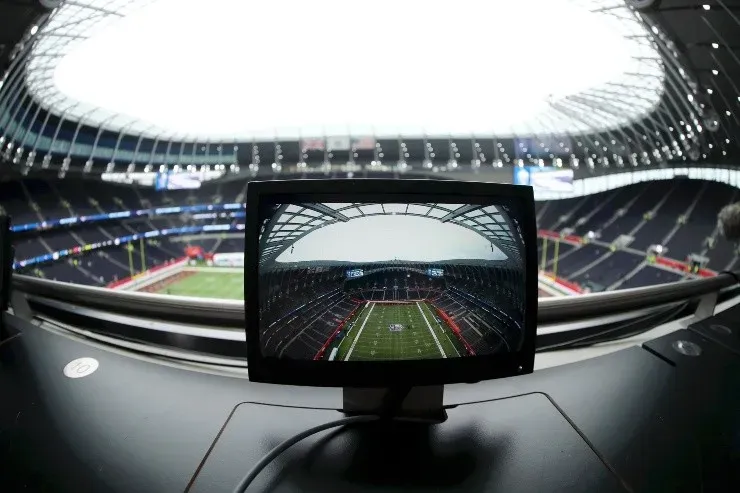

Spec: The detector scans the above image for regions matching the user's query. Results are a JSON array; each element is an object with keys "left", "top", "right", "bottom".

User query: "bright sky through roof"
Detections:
[
  {"left": 274, "top": 214, "right": 509, "bottom": 263},
  {"left": 41, "top": 0, "right": 664, "bottom": 140}
]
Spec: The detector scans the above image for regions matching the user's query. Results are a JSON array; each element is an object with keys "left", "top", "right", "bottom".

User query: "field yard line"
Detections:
[
  {"left": 416, "top": 302, "right": 446, "bottom": 358},
  {"left": 427, "top": 304, "right": 460, "bottom": 357},
  {"left": 336, "top": 304, "right": 367, "bottom": 353},
  {"left": 344, "top": 303, "right": 376, "bottom": 361}
]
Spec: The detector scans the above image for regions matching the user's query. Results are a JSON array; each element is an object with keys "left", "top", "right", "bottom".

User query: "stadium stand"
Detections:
[
  {"left": 535, "top": 178, "right": 740, "bottom": 290},
  {"left": 6, "top": 177, "right": 245, "bottom": 284},
  {"left": 571, "top": 250, "right": 643, "bottom": 290},
  {"left": 256, "top": 263, "right": 524, "bottom": 359},
  {"left": 346, "top": 271, "right": 446, "bottom": 301},
  {"left": 617, "top": 265, "right": 685, "bottom": 290},
  {"left": 4, "top": 177, "right": 739, "bottom": 294}
]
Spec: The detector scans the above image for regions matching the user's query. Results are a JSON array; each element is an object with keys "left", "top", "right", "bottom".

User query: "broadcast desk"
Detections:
[{"left": 2, "top": 308, "right": 739, "bottom": 493}]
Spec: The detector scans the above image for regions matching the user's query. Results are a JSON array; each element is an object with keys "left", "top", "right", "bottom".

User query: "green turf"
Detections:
[
  {"left": 156, "top": 270, "right": 244, "bottom": 300},
  {"left": 332, "top": 301, "right": 465, "bottom": 361}
]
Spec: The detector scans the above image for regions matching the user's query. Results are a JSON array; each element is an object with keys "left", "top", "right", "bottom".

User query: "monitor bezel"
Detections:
[{"left": 245, "top": 179, "right": 538, "bottom": 387}]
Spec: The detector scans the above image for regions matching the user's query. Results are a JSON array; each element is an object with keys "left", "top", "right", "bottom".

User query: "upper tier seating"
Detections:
[
  {"left": 0, "top": 178, "right": 246, "bottom": 226},
  {"left": 4, "top": 177, "right": 738, "bottom": 292},
  {"left": 536, "top": 179, "right": 739, "bottom": 289}
]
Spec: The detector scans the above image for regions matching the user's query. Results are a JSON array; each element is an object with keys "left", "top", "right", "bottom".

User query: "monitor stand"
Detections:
[{"left": 342, "top": 385, "right": 447, "bottom": 424}]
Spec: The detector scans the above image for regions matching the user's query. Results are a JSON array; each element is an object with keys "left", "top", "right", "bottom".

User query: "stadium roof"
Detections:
[
  {"left": 638, "top": 0, "right": 740, "bottom": 161},
  {"left": 259, "top": 203, "right": 524, "bottom": 267},
  {"left": 23, "top": 0, "right": 664, "bottom": 141},
  {"left": 0, "top": 0, "right": 47, "bottom": 75},
  {"left": 3, "top": 0, "right": 740, "bottom": 172}
]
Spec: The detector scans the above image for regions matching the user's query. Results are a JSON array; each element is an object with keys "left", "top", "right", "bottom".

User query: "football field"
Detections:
[
  {"left": 333, "top": 301, "right": 465, "bottom": 361},
  {"left": 155, "top": 270, "right": 244, "bottom": 300}
]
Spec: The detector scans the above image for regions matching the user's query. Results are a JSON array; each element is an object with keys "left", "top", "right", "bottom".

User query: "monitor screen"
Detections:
[
  {"left": 155, "top": 171, "right": 203, "bottom": 190},
  {"left": 256, "top": 202, "right": 527, "bottom": 363},
  {"left": 514, "top": 166, "right": 574, "bottom": 192}
]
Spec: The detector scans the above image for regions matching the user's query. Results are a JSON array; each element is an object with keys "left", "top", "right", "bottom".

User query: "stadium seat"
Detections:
[
  {"left": 618, "top": 264, "right": 685, "bottom": 289},
  {"left": 5, "top": 176, "right": 733, "bottom": 293},
  {"left": 571, "top": 250, "right": 643, "bottom": 288}
]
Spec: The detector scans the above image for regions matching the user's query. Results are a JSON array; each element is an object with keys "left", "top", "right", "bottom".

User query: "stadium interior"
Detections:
[{"left": 3, "top": 1, "right": 740, "bottom": 492}]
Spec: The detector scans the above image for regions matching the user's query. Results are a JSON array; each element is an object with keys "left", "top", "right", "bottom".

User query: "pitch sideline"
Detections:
[
  {"left": 344, "top": 302, "right": 376, "bottom": 361},
  {"left": 416, "top": 302, "right": 446, "bottom": 358}
]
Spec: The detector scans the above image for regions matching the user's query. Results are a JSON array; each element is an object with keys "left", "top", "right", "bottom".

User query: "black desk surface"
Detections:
[{"left": 2, "top": 311, "right": 740, "bottom": 493}]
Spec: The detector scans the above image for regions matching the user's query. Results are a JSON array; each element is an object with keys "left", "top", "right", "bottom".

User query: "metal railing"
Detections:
[{"left": 12, "top": 270, "right": 739, "bottom": 327}]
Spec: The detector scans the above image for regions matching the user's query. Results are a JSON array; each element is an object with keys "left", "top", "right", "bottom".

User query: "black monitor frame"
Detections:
[{"left": 244, "top": 179, "right": 538, "bottom": 387}]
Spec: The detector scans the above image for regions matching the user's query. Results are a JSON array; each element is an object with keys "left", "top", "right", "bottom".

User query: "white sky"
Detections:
[
  {"left": 39, "top": 0, "right": 664, "bottom": 140},
  {"left": 275, "top": 215, "right": 508, "bottom": 263}
]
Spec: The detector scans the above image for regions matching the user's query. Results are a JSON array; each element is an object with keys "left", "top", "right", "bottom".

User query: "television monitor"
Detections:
[{"left": 245, "top": 179, "right": 537, "bottom": 387}]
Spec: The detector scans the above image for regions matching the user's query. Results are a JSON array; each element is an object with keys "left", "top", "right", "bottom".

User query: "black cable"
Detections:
[{"left": 232, "top": 414, "right": 379, "bottom": 493}]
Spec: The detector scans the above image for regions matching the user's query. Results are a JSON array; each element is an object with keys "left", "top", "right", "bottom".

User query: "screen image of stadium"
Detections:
[{"left": 257, "top": 202, "right": 528, "bottom": 361}]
